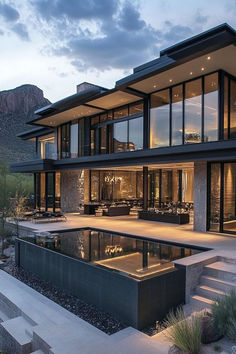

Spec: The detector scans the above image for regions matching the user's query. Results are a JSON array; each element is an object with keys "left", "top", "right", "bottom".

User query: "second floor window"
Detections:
[{"left": 150, "top": 72, "right": 219, "bottom": 148}]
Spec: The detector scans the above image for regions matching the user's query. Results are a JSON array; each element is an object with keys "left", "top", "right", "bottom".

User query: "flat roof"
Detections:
[
  {"left": 116, "top": 23, "right": 236, "bottom": 91},
  {"left": 17, "top": 127, "right": 54, "bottom": 140}
]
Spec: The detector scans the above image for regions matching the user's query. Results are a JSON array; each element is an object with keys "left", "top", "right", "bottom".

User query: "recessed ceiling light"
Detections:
[
  {"left": 201, "top": 67, "right": 205, "bottom": 71},
  {"left": 169, "top": 79, "right": 173, "bottom": 83},
  {"left": 207, "top": 56, "right": 211, "bottom": 60},
  {"left": 190, "top": 72, "right": 193, "bottom": 75},
  {"left": 153, "top": 84, "right": 157, "bottom": 88}
]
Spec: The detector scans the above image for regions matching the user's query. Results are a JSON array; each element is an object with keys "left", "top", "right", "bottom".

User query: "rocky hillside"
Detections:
[{"left": 0, "top": 85, "right": 50, "bottom": 163}]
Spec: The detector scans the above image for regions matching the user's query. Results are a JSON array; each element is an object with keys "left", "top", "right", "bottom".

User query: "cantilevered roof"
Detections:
[
  {"left": 28, "top": 85, "right": 142, "bottom": 127},
  {"left": 28, "top": 80, "right": 142, "bottom": 127},
  {"left": 28, "top": 84, "right": 108, "bottom": 127},
  {"left": 17, "top": 127, "right": 54, "bottom": 140},
  {"left": 116, "top": 23, "right": 236, "bottom": 93}
]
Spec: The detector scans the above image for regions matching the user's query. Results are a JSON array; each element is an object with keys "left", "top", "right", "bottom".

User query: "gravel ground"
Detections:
[{"left": 3, "top": 245, "right": 127, "bottom": 335}]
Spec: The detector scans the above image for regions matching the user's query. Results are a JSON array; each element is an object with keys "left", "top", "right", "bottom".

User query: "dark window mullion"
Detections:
[
  {"left": 228, "top": 77, "right": 231, "bottom": 139},
  {"left": 182, "top": 84, "right": 185, "bottom": 145},
  {"left": 201, "top": 76, "right": 204, "bottom": 142},
  {"left": 169, "top": 87, "right": 172, "bottom": 146}
]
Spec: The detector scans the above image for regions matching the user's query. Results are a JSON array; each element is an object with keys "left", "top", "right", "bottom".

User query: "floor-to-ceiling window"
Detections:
[
  {"left": 185, "top": 78, "right": 202, "bottom": 144},
  {"left": 171, "top": 85, "right": 183, "bottom": 145},
  {"left": 90, "top": 102, "right": 143, "bottom": 155},
  {"left": 150, "top": 89, "right": 170, "bottom": 148},
  {"left": 90, "top": 170, "right": 143, "bottom": 202},
  {"left": 208, "top": 161, "right": 236, "bottom": 234},
  {"left": 34, "top": 172, "right": 60, "bottom": 211},
  {"left": 150, "top": 71, "right": 221, "bottom": 148},
  {"left": 204, "top": 73, "right": 218, "bottom": 142}
]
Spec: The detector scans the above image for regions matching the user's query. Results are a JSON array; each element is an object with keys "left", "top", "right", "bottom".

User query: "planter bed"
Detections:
[{"left": 138, "top": 211, "right": 189, "bottom": 224}]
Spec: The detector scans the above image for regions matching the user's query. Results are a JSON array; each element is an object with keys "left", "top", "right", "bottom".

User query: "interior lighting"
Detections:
[
  {"left": 201, "top": 67, "right": 205, "bottom": 71},
  {"left": 207, "top": 56, "right": 211, "bottom": 60}
]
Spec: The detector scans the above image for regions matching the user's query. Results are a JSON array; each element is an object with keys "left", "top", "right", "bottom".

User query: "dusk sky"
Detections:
[{"left": 0, "top": 0, "right": 235, "bottom": 102}]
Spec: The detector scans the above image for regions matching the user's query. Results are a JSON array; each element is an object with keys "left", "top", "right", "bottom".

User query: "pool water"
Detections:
[{"left": 23, "top": 228, "right": 205, "bottom": 279}]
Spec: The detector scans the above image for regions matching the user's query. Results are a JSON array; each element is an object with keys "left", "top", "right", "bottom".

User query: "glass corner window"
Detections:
[{"left": 37, "top": 133, "right": 57, "bottom": 160}]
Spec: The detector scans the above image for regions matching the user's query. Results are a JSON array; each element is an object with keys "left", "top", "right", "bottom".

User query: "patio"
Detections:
[{"left": 16, "top": 213, "right": 236, "bottom": 258}]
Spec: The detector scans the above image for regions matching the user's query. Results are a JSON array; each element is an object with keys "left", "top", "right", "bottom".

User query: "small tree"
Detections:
[{"left": 11, "top": 190, "right": 26, "bottom": 238}]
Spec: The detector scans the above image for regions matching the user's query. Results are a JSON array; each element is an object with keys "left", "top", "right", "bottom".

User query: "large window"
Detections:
[
  {"left": 204, "top": 73, "right": 218, "bottom": 142},
  {"left": 90, "top": 102, "right": 143, "bottom": 155},
  {"left": 61, "top": 123, "right": 70, "bottom": 158},
  {"left": 230, "top": 80, "right": 236, "bottom": 138},
  {"left": 90, "top": 170, "right": 143, "bottom": 202},
  {"left": 150, "top": 72, "right": 222, "bottom": 149},
  {"left": 70, "top": 122, "right": 78, "bottom": 158},
  {"left": 150, "top": 89, "right": 170, "bottom": 148},
  {"left": 113, "top": 121, "right": 128, "bottom": 153},
  {"left": 37, "top": 133, "right": 57, "bottom": 159},
  {"left": 129, "top": 117, "right": 143, "bottom": 151},
  {"left": 223, "top": 75, "right": 236, "bottom": 140},
  {"left": 34, "top": 172, "right": 60, "bottom": 212},
  {"left": 171, "top": 85, "right": 183, "bottom": 146},
  {"left": 185, "top": 78, "right": 202, "bottom": 144}
]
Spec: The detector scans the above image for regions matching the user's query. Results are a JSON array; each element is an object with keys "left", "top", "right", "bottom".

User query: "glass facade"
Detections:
[
  {"left": 209, "top": 162, "right": 236, "bottom": 234},
  {"left": 90, "top": 170, "right": 143, "bottom": 202},
  {"left": 90, "top": 102, "right": 143, "bottom": 155},
  {"left": 34, "top": 172, "right": 60, "bottom": 212},
  {"left": 150, "top": 72, "right": 221, "bottom": 148},
  {"left": 113, "top": 121, "right": 128, "bottom": 153},
  {"left": 70, "top": 122, "right": 78, "bottom": 158},
  {"left": 204, "top": 73, "right": 218, "bottom": 142},
  {"left": 172, "top": 85, "right": 183, "bottom": 145},
  {"left": 150, "top": 89, "right": 170, "bottom": 148},
  {"left": 149, "top": 169, "right": 193, "bottom": 207},
  {"left": 37, "top": 133, "right": 57, "bottom": 159},
  {"left": 185, "top": 79, "right": 202, "bottom": 144},
  {"left": 223, "top": 74, "right": 236, "bottom": 140}
]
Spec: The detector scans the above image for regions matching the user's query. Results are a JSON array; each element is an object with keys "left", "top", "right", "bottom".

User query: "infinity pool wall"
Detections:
[{"left": 15, "top": 238, "right": 185, "bottom": 329}]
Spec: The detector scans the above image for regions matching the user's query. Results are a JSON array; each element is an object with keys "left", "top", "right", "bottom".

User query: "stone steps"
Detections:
[
  {"left": 201, "top": 274, "right": 236, "bottom": 292},
  {"left": 203, "top": 261, "right": 236, "bottom": 282},
  {"left": 0, "top": 315, "right": 34, "bottom": 354},
  {"left": 188, "top": 259, "right": 236, "bottom": 315}
]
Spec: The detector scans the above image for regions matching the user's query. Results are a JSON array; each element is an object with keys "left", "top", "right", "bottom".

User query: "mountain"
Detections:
[{"left": 0, "top": 84, "right": 50, "bottom": 163}]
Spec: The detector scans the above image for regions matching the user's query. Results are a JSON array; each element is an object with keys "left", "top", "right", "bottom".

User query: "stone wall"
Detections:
[
  {"left": 60, "top": 170, "right": 85, "bottom": 212},
  {"left": 194, "top": 161, "right": 207, "bottom": 232}
]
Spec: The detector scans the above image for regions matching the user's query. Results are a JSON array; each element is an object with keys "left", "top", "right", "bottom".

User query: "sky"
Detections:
[{"left": 0, "top": 0, "right": 236, "bottom": 102}]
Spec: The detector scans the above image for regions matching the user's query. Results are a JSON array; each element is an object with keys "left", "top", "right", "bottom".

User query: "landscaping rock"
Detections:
[{"left": 201, "top": 313, "right": 222, "bottom": 344}]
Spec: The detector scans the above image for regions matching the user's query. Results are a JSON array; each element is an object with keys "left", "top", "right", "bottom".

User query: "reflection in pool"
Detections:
[{"left": 22, "top": 228, "right": 203, "bottom": 279}]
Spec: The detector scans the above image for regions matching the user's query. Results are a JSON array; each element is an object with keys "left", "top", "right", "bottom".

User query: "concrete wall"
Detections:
[
  {"left": 16, "top": 239, "right": 185, "bottom": 330},
  {"left": 194, "top": 161, "right": 207, "bottom": 232},
  {"left": 60, "top": 170, "right": 85, "bottom": 212}
]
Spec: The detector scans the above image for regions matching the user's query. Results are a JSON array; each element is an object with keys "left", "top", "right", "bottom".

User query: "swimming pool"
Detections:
[
  {"left": 16, "top": 228, "right": 208, "bottom": 329},
  {"left": 21, "top": 227, "right": 204, "bottom": 279}
]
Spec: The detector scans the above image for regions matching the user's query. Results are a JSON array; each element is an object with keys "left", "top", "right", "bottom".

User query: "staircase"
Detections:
[{"left": 186, "top": 259, "right": 236, "bottom": 314}]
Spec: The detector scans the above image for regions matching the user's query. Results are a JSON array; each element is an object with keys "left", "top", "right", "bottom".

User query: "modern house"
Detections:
[{"left": 11, "top": 23, "right": 236, "bottom": 235}]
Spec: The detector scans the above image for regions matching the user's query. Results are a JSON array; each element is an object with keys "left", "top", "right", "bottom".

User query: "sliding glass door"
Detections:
[{"left": 208, "top": 162, "right": 236, "bottom": 234}]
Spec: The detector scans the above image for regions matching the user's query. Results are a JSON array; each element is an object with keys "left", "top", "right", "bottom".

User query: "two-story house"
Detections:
[{"left": 11, "top": 23, "right": 236, "bottom": 235}]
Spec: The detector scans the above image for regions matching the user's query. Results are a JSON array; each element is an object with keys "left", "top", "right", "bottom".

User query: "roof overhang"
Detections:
[
  {"left": 116, "top": 23, "right": 236, "bottom": 93},
  {"left": 29, "top": 88, "right": 142, "bottom": 127},
  {"left": 17, "top": 127, "right": 54, "bottom": 140}
]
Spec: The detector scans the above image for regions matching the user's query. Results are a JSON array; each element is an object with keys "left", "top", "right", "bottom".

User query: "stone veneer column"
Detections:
[
  {"left": 60, "top": 170, "right": 85, "bottom": 212},
  {"left": 193, "top": 161, "right": 207, "bottom": 232}
]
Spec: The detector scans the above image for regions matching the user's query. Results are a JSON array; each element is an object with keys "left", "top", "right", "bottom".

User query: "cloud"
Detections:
[
  {"left": 0, "top": 28, "right": 4, "bottom": 35},
  {"left": 0, "top": 2, "right": 19, "bottom": 22},
  {"left": 33, "top": 0, "right": 159, "bottom": 71},
  {"left": 33, "top": 0, "right": 118, "bottom": 21},
  {"left": 162, "top": 23, "right": 193, "bottom": 43},
  {"left": 11, "top": 23, "right": 30, "bottom": 41}
]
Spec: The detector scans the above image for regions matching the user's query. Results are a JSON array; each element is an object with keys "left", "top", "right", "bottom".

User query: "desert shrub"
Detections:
[
  {"left": 212, "top": 290, "right": 236, "bottom": 340},
  {"left": 163, "top": 308, "right": 202, "bottom": 354}
]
